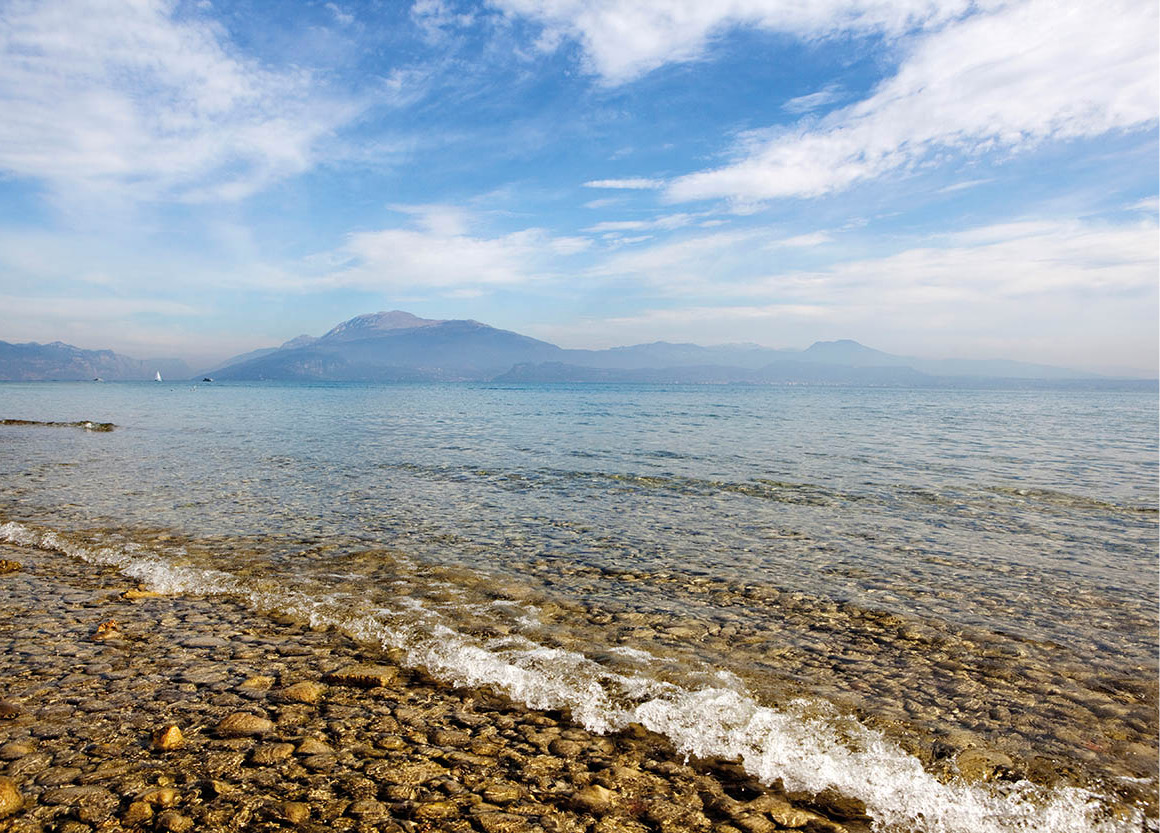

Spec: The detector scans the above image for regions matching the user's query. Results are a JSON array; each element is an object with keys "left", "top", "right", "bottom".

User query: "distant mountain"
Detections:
[
  {"left": 212, "top": 313, "right": 562, "bottom": 381},
  {"left": 794, "top": 339, "right": 1094, "bottom": 380},
  {"left": 0, "top": 340, "right": 190, "bottom": 381},
  {"left": 206, "top": 310, "right": 1119, "bottom": 386}
]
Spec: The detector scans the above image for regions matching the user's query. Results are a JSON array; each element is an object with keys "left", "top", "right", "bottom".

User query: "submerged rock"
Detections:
[
  {"left": 0, "top": 776, "right": 23, "bottom": 817},
  {"left": 324, "top": 664, "right": 398, "bottom": 689},
  {"left": 151, "top": 724, "right": 185, "bottom": 751},
  {"left": 216, "top": 712, "right": 275, "bottom": 737}
]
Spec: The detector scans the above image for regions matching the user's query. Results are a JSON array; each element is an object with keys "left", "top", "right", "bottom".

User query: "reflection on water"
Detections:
[{"left": 0, "top": 381, "right": 1156, "bottom": 826}]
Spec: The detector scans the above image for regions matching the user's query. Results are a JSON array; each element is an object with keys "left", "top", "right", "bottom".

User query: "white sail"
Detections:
[{"left": 154, "top": 371, "right": 162, "bottom": 382}]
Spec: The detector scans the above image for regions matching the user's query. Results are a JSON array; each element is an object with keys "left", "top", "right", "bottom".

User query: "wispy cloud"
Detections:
[
  {"left": 0, "top": 0, "right": 363, "bottom": 202},
  {"left": 782, "top": 84, "right": 843, "bottom": 114},
  {"left": 584, "top": 213, "right": 695, "bottom": 233},
  {"left": 583, "top": 178, "right": 665, "bottom": 190},
  {"left": 667, "top": 0, "right": 1159, "bottom": 204},
  {"left": 493, "top": 0, "right": 970, "bottom": 84},
  {"left": 319, "top": 210, "right": 589, "bottom": 293}
]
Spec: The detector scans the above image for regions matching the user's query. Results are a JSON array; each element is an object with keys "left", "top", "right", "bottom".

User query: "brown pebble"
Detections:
[
  {"left": 122, "top": 588, "right": 161, "bottom": 600},
  {"left": 216, "top": 712, "right": 275, "bottom": 737},
  {"left": 481, "top": 782, "right": 523, "bottom": 805},
  {"left": 0, "top": 776, "right": 23, "bottom": 818},
  {"left": 280, "top": 681, "right": 327, "bottom": 704},
  {"left": 91, "top": 619, "right": 122, "bottom": 641},
  {"left": 275, "top": 801, "right": 311, "bottom": 824},
  {"left": 139, "top": 787, "right": 179, "bottom": 807},
  {"left": 0, "top": 559, "right": 20, "bottom": 575},
  {"left": 238, "top": 675, "right": 275, "bottom": 691},
  {"left": 295, "top": 737, "right": 333, "bottom": 756},
  {"left": 324, "top": 664, "right": 398, "bottom": 688},
  {"left": 251, "top": 743, "right": 295, "bottom": 765},
  {"left": 0, "top": 700, "right": 21, "bottom": 720},
  {"left": 413, "top": 799, "right": 458, "bottom": 820},
  {"left": 156, "top": 809, "right": 194, "bottom": 832},
  {"left": 0, "top": 741, "right": 32, "bottom": 760},
  {"left": 347, "top": 798, "right": 388, "bottom": 820},
  {"left": 572, "top": 784, "right": 615, "bottom": 815},
  {"left": 151, "top": 724, "right": 185, "bottom": 751},
  {"left": 548, "top": 738, "right": 584, "bottom": 758},
  {"left": 121, "top": 801, "right": 153, "bottom": 825}
]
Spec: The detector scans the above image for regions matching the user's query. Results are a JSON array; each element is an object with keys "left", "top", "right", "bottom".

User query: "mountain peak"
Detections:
[{"left": 320, "top": 310, "right": 443, "bottom": 342}]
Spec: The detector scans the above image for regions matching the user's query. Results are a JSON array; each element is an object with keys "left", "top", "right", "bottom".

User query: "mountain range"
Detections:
[
  {"left": 0, "top": 340, "right": 190, "bottom": 382},
  {"left": 0, "top": 311, "right": 1151, "bottom": 386}
]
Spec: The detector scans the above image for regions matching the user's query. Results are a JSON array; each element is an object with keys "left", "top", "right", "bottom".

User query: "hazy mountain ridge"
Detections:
[
  {"left": 3, "top": 311, "right": 1148, "bottom": 385},
  {"left": 207, "top": 310, "right": 1124, "bottom": 386},
  {"left": 0, "top": 340, "right": 190, "bottom": 381}
]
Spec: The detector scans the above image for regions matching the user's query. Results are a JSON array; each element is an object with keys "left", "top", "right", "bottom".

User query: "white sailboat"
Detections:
[{"left": 154, "top": 371, "right": 162, "bottom": 382}]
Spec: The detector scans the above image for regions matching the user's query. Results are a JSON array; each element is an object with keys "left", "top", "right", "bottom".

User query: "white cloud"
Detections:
[
  {"left": 493, "top": 0, "right": 971, "bottom": 84},
  {"left": 598, "top": 217, "right": 1157, "bottom": 302},
  {"left": 768, "top": 231, "right": 832, "bottom": 248},
  {"left": 321, "top": 213, "right": 588, "bottom": 292},
  {"left": 325, "top": 3, "right": 355, "bottom": 26},
  {"left": 583, "top": 178, "right": 665, "bottom": 189},
  {"left": 782, "top": 84, "right": 843, "bottom": 114},
  {"left": 1125, "top": 196, "right": 1159, "bottom": 213},
  {"left": 584, "top": 213, "right": 695, "bottom": 233},
  {"left": 0, "top": 0, "right": 360, "bottom": 202},
  {"left": 667, "top": 0, "right": 1159, "bottom": 203}
]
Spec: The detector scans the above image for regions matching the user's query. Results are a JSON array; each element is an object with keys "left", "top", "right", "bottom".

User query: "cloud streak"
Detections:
[
  {"left": 493, "top": 0, "right": 972, "bottom": 84},
  {"left": 667, "top": 0, "right": 1159, "bottom": 203}
]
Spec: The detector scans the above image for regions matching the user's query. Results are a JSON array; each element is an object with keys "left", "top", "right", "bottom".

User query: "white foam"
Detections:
[{"left": 0, "top": 520, "right": 1142, "bottom": 833}]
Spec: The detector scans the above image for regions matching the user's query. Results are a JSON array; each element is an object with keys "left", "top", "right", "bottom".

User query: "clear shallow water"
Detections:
[{"left": 0, "top": 381, "right": 1156, "bottom": 831}]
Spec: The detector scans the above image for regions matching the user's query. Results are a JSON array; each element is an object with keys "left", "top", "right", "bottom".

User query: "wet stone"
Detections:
[
  {"left": 0, "top": 776, "right": 23, "bottom": 818},
  {"left": 35, "top": 766, "right": 82, "bottom": 786},
  {"left": 151, "top": 724, "right": 185, "bottom": 751},
  {"left": 325, "top": 664, "right": 398, "bottom": 689},
  {"left": 273, "top": 801, "right": 311, "bottom": 824},
  {"left": 251, "top": 743, "right": 294, "bottom": 765},
  {"left": 0, "top": 743, "right": 34, "bottom": 761},
  {"left": 216, "top": 712, "right": 275, "bottom": 737},
  {"left": 156, "top": 809, "right": 195, "bottom": 832},
  {"left": 280, "top": 681, "right": 326, "bottom": 704}
]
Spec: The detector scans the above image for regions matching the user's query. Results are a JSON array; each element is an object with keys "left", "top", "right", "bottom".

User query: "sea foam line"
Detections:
[{"left": 0, "top": 520, "right": 1139, "bottom": 833}]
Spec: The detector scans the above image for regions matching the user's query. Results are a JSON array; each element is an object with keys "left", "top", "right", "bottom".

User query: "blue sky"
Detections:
[{"left": 0, "top": 0, "right": 1156, "bottom": 373}]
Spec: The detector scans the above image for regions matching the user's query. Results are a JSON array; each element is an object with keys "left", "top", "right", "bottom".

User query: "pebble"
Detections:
[
  {"left": 0, "top": 560, "right": 20, "bottom": 575},
  {"left": 274, "top": 800, "right": 311, "bottom": 823},
  {"left": 281, "top": 680, "right": 326, "bottom": 703},
  {"left": 0, "top": 776, "right": 22, "bottom": 817},
  {"left": 325, "top": 664, "right": 399, "bottom": 688},
  {"left": 156, "top": 809, "right": 195, "bottom": 832},
  {"left": 216, "top": 712, "right": 275, "bottom": 737},
  {"left": 251, "top": 742, "right": 295, "bottom": 764},
  {"left": 572, "top": 784, "right": 615, "bottom": 814},
  {"left": 151, "top": 724, "right": 185, "bottom": 751}
]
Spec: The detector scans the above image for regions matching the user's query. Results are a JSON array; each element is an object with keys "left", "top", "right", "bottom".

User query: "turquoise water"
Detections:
[{"left": 0, "top": 381, "right": 1156, "bottom": 831}]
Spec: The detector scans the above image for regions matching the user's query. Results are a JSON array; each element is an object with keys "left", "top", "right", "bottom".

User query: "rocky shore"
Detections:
[{"left": 0, "top": 542, "right": 873, "bottom": 833}]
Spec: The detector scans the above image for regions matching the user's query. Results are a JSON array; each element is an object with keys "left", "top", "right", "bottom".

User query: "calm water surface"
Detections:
[{"left": 0, "top": 381, "right": 1156, "bottom": 832}]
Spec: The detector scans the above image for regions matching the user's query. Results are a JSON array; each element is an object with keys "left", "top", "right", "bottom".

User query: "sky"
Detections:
[{"left": 0, "top": 0, "right": 1156, "bottom": 374}]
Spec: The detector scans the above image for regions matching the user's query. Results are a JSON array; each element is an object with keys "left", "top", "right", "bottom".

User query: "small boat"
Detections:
[
  {"left": 154, "top": 371, "right": 163, "bottom": 382},
  {"left": 92, "top": 377, "right": 103, "bottom": 382},
  {"left": 202, "top": 377, "right": 213, "bottom": 383}
]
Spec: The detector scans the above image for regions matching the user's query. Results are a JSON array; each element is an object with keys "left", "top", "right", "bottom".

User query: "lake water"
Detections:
[{"left": 0, "top": 381, "right": 1156, "bottom": 832}]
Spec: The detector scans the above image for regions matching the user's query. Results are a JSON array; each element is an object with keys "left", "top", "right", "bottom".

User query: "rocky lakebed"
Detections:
[{"left": 0, "top": 542, "right": 873, "bottom": 833}]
